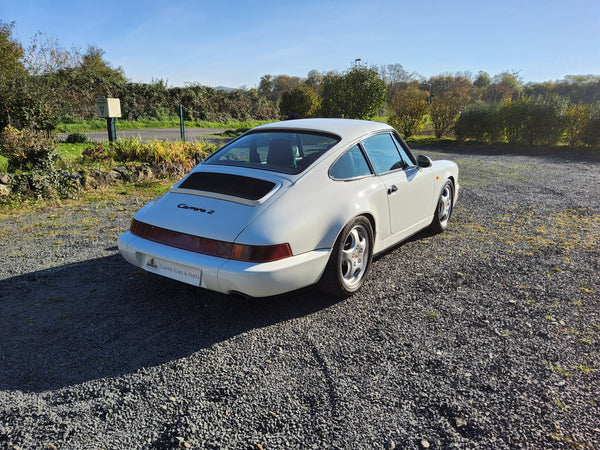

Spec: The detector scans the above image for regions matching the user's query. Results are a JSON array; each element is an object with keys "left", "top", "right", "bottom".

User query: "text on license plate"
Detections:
[{"left": 143, "top": 256, "right": 202, "bottom": 287}]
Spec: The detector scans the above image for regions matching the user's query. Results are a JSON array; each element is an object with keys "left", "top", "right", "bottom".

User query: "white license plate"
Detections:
[{"left": 143, "top": 256, "right": 202, "bottom": 287}]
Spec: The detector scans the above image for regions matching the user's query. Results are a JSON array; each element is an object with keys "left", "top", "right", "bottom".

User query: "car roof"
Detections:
[{"left": 252, "top": 118, "right": 394, "bottom": 140}]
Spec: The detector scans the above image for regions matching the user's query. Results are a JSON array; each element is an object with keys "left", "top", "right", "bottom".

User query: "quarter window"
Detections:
[{"left": 330, "top": 145, "right": 372, "bottom": 179}]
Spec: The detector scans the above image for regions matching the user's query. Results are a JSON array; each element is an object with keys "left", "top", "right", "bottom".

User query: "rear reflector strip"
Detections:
[{"left": 130, "top": 219, "right": 292, "bottom": 263}]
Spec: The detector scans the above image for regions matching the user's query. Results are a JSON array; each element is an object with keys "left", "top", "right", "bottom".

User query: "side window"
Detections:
[
  {"left": 330, "top": 145, "right": 372, "bottom": 179},
  {"left": 361, "top": 133, "right": 404, "bottom": 174},
  {"left": 391, "top": 134, "right": 416, "bottom": 166}
]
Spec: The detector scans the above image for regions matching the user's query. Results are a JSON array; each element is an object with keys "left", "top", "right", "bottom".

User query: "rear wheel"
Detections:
[
  {"left": 430, "top": 180, "right": 454, "bottom": 233},
  {"left": 319, "top": 216, "right": 373, "bottom": 298}
]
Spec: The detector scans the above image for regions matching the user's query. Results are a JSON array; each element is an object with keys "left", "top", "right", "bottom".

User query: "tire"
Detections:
[
  {"left": 319, "top": 216, "right": 374, "bottom": 298},
  {"left": 430, "top": 180, "right": 454, "bottom": 233}
]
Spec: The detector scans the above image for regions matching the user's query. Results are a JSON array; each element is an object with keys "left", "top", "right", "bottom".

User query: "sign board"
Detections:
[{"left": 95, "top": 98, "right": 121, "bottom": 118}]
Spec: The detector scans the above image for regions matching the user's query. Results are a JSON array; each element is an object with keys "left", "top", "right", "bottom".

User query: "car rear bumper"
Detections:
[{"left": 118, "top": 232, "right": 330, "bottom": 297}]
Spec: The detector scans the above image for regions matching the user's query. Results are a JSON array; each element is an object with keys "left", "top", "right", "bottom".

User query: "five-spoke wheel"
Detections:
[
  {"left": 430, "top": 181, "right": 454, "bottom": 233},
  {"left": 320, "top": 216, "right": 373, "bottom": 297}
]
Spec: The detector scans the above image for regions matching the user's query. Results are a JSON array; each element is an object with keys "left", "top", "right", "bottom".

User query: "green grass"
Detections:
[
  {"left": 56, "top": 143, "right": 88, "bottom": 162},
  {"left": 55, "top": 118, "right": 274, "bottom": 133}
]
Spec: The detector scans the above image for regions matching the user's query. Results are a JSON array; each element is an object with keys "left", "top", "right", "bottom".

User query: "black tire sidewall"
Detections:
[
  {"left": 431, "top": 181, "right": 453, "bottom": 233},
  {"left": 320, "top": 216, "right": 374, "bottom": 297}
]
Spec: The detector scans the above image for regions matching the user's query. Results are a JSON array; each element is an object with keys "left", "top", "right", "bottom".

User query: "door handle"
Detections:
[{"left": 387, "top": 185, "right": 398, "bottom": 195}]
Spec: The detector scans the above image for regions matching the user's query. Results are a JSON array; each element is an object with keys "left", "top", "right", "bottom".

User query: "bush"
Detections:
[
  {"left": 581, "top": 103, "right": 600, "bottom": 147},
  {"left": 564, "top": 103, "right": 590, "bottom": 147},
  {"left": 65, "top": 132, "right": 88, "bottom": 143},
  {"left": 279, "top": 86, "right": 319, "bottom": 119},
  {"left": 500, "top": 96, "right": 568, "bottom": 145},
  {"left": 428, "top": 94, "right": 464, "bottom": 139},
  {"left": 387, "top": 88, "right": 429, "bottom": 138},
  {"left": 500, "top": 98, "right": 530, "bottom": 144},
  {"left": 455, "top": 102, "right": 503, "bottom": 142},
  {"left": 521, "top": 95, "right": 568, "bottom": 145},
  {"left": 0, "top": 126, "right": 58, "bottom": 172},
  {"left": 109, "top": 138, "right": 218, "bottom": 173},
  {"left": 82, "top": 143, "right": 112, "bottom": 163}
]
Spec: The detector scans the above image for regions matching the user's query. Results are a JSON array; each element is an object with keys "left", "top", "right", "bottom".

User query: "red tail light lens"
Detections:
[
  {"left": 130, "top": 219, "right": 292, "bottom": 263},
  {"left": 231, "top": 242, "right": 293, "bottom": 263}
]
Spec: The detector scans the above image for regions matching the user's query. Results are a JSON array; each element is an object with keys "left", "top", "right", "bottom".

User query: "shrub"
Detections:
[
  {"left": 279, "top": 86, "right": 319, "bottom": 119},
  {"left": 109, "top": 138, "right": 218, "bottom": 172},
  {"left": 581, "top": 103, "right": 600, "bottom": 147},
  {"left": 564, "top": 103, "right": 590, "bottom": 147},
  {"left": 500, "top": 98, "right": 530, "bottom": 144},
  {"left": 82, "top": 142, "right": 112, "bottom": 163},
  {"left": 387, "top": 88, "right": 429, "bottom": 138},
  {"left": 65, "top": 132, "right": 88, "bottom": 143},
  {"left": 454, "top": 102, "right": 503, "bottom": 142},
  {"left": 428, "top": 94, "right": 464, "bottom": 138},
  {"left": 501, "top": 95, "right": 568, "bottom": 145},
  {"left": 521, "top": 95, "right": 568, "bottom": 145},
  {"left": 0, "top": 126, "right": 58, "bottom": 172}
]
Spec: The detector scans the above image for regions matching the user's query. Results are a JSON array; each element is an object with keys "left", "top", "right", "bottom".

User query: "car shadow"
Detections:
[{"left": 0, "top": 254, "right": 340, "bottom": 392}]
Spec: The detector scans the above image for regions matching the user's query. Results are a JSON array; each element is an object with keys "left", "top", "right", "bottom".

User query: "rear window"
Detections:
[{"left": 204, "top": 131, "right": 340, "bottom": 174}]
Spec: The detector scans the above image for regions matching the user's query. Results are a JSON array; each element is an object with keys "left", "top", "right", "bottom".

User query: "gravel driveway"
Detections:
[{"left": 0, "top": 148, "right": 599, "bottom": 449}]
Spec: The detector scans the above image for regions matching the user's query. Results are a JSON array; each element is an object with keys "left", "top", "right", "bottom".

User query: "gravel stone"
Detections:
[{"left": 0, "top": 147, "right": 599, "bottom": 449}]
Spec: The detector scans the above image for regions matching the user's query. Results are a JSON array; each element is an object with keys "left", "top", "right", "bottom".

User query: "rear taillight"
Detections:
[
  {"left": 231, "top": 242, "right": 293, "bottom": 263},
  {"left": 130, "top": 219, "right": 292, "bottom": 263}
]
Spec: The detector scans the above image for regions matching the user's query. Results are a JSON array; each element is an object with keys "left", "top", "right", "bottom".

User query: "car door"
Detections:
[{"left": 361, "top": 133, "right": 433, "bottom": 236}]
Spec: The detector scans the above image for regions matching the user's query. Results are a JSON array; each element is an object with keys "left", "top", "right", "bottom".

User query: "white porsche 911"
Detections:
[{"left": 118, "top": 119, "right": 459, "bottom": 298}]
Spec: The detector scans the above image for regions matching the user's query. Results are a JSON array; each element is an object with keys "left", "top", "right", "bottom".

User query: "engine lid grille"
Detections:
[{"left": 177, "top": 172, "right": 277, "bottom": 201}]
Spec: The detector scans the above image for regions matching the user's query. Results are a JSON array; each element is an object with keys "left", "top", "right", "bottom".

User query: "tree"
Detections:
[
  {"left": 473, "top": 71, "right": 491, "bottom": 89},
  {"left": 80, "top": 46, "right": 126, "bottom": 84},
  {"left": 426, "top": 74, "right": 471, "bottom": 138},
  {"left": 0, "top": 21, "right": 25, "bottom": 78},
  {"left": 23, "top": 31, "right": 79, "bottom": 75},
  {"left": 320, "top": 66, "right": 386, "bottom": 119},
  {"left": 0, "top": 21, "right": 27, "bottom": 128},
  {"left": 379, "top": 63, "right": 413, "bottom": 99},
  {"left": 387, "top": 88, "right": 428, "bottom": 138},
  {"left": 429, "top": 94, "right": 463, "bottom": 138},
  {"left": 305, "top": 70, "right": 323, "bottom": 94},
  {"left": 483, "top": 72, "right": 522, "bottom": 103},
  {"left": 279, "top": 86, "right": 319, "bottom": 119},
  {"left": 257, "top": 74, "right": 301, "bottom": 102}
]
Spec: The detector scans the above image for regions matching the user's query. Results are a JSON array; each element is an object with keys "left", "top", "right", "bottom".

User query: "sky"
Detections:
[{"left": 2, "top": 0, "right": 599, "bottom": 88}]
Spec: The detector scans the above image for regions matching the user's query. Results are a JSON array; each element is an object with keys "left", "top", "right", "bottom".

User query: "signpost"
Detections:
[
  {"left": 95, "top": 98, "right": 121, "bottom": 142},
  {"left": 179, "top": 104, "right": 186, "bottom": 142}
]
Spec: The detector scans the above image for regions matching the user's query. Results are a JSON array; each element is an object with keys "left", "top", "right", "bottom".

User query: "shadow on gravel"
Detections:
[{"left": 0, "top": 254, "right": 339, "bottom": 392}]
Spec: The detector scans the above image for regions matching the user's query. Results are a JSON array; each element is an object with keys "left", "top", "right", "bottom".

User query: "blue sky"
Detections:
[{"left": 2, "top": 0, "right": 599, "bottom": 88}]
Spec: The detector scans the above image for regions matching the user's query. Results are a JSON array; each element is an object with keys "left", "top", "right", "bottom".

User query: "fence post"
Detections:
[{"left": 179, "top": 104, "right": 186, "bottom": 142}]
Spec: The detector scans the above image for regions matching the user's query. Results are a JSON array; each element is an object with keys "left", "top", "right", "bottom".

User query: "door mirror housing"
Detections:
[{"left": 417, "top": 154, "right": 433, "bottom": 168}]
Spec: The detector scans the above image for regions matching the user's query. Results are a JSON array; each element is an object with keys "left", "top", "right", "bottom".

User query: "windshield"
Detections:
[{"left": 204, "top": 131, "right": 340, "bottom": 175}]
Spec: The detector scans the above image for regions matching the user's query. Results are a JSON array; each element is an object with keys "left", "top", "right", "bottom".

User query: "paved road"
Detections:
[{"left": 56, "top": 127, "right": 229, "bottom": 143}]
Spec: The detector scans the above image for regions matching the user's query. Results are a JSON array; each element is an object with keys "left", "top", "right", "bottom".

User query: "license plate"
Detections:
[{"left": 143, "top": 256, "right": 202, "bottom": 287}]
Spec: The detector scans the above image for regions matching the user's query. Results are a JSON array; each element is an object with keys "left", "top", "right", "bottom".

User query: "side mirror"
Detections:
[{"left": 417, "top": 154, "right": 432, "bottom": 168}]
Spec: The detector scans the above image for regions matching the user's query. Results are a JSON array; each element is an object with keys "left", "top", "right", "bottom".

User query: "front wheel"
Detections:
[
  {"left": 430, "top": 180, "right": 454, "bottom": 233},
  {"left": 319, "top": 216, "right": 373, "bottom": 298}
]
